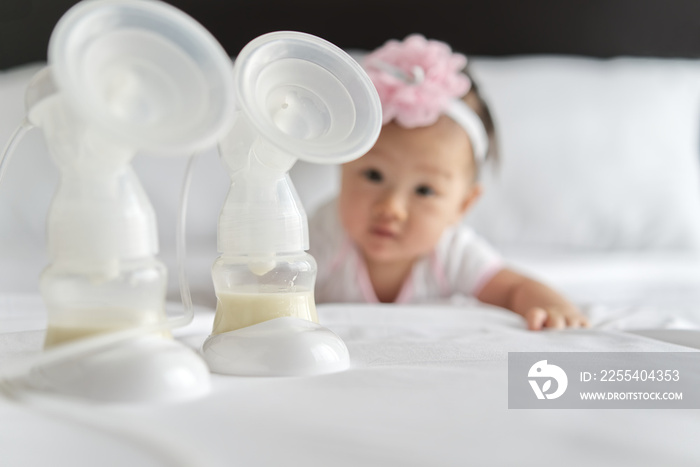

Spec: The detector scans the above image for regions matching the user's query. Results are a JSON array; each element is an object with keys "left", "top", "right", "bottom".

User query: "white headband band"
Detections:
[{"left": 445, "top": 99, "right": 489, "bottom": 166}]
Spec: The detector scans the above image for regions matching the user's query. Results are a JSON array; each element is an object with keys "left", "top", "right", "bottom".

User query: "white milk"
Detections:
[{"left": 212, "top": 290, "right": 318, "bottom": 334}]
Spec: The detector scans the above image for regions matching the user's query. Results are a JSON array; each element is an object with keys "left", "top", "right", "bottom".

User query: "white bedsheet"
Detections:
[
  {"left": 3, "top": 47, "right": 700, "bottom": 467},
  {"left": 1, "top": 295, "right": 699, "bottom": 467}
]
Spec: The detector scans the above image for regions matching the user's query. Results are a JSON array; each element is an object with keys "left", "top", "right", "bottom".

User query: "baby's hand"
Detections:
[
  {"left": 524, "top": 306, "right": 589, "bottom": 331},
  {"left": 477, "top": 268, "right": 590, "bottom": 331}
]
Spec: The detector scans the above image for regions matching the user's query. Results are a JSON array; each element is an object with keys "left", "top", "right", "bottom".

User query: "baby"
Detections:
[{"left": 309, "top": 35, "right": 588, "bottom": 330}]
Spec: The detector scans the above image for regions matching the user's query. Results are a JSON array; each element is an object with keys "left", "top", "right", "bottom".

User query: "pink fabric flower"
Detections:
[{"left": 364, "top": 34, "right": 471, "bottom": 128}]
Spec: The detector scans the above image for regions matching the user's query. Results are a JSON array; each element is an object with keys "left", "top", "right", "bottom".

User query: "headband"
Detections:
[{"left": 363, "top": 34, "right": 489, "bottom": 165}]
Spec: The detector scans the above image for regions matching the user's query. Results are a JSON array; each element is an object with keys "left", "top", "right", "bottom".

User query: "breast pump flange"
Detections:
[
  {"left": 203, "top": 31, "right": 382, "bottom": 376},
  {"left": 8, "top": 0, "right": 236, "bottom": 403}
]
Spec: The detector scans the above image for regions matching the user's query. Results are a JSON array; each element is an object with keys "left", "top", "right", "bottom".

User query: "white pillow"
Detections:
[
  {"left": 4, "top": 55, "right": 700, "bottom": 295},
  {"left": 464, "top": 56, "right": 700, "bottom": 252}
]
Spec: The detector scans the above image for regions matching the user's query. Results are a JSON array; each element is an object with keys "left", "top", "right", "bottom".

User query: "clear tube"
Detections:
[
  {"left": 176, "top": 152, "right": 198, "bottom": 325},
  {"left": 0, "top": 120, "right": 33, "bottom": 186},
  {"left": 0, "top": 153, "right": 200, "bottom": 383}
]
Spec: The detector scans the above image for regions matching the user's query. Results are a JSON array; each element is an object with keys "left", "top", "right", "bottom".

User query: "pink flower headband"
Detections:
[{"left": 363, "top": 34, "right": 489, "bottom": 164}]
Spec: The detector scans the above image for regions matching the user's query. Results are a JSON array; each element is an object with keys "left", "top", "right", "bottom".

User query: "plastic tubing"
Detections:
[
  {"left": 175, "top": 152, "right": 198, "bottom": 326},
  {"left": 0, "top": 151, "right": 200, "bottom": 382},
  {"left": 0, "top": 120, "right": 33, "bottom": 186}
]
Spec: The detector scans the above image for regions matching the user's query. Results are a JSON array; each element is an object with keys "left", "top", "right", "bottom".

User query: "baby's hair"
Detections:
[{"left": 461, "top": 69, "right": 499, "bottom": 175}]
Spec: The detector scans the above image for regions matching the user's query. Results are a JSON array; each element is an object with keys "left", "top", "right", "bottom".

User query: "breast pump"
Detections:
[
  {"left": 202, "top": 32, "right": 381, "bottom": 376},
  {"left": 1, "top": 1, "right": 381, "bottom": 392},
  {"left": 0, "top": 0, "right": 235, "bottom": 402}
]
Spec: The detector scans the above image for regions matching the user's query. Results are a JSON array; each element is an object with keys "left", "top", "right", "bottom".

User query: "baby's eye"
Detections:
[
  {"left": 415, "top": 185, "right": 436, "bottom": 197},
  {"left": 363, "top": 169, "right": 383, "bottom": 183}
]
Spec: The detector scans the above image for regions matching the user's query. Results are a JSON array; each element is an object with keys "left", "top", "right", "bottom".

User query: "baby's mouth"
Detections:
[{"left": 370, "top": 226, "right": 398, "bottom": 238}]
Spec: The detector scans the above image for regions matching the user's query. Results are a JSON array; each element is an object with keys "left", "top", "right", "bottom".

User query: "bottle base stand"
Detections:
[
  {"left": 26, "top": 336, "right": 211, "bottom": 404},
  {"left": 202, "top": 317, "right": 350, "bottom": 377}
]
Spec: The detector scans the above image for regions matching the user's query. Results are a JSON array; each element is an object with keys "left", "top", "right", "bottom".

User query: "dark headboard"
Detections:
[{"left": 2, "top": 0, "right": 700, "bottom": 70}]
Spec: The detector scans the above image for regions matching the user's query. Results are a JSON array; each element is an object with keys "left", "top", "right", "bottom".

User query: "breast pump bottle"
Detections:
[
  {"left": 36, "top": 0, "right": 234, "bottom": 347},
  {"left": 0, "top": 0, "right": 236, "bottom": 402},
  {"left": 32, "top": 65, "right": 171, "bottom": 346},
  {"left": 202, "top": 32, "right": 382, "bottom": 376}
]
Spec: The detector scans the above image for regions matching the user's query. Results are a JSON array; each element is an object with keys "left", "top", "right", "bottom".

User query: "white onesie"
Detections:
[{"left": 309, "top": 200, "right": 504, "bottom": 304}]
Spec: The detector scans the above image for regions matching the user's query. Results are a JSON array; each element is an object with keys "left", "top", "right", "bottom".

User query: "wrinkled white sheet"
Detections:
[
  {"left": 1, "top": 294, "right": 699, "bottom": 467},
  {"left": 3, "top": 53, "right": 700, "bottom": 467}
]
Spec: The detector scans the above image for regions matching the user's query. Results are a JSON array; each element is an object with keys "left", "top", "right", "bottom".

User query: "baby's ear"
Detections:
[{"left": 459, "top": 183, "right": 483, "bottom": 217}]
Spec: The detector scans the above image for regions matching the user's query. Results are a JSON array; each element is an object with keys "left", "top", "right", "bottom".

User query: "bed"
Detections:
[{"left": 2, "top": 1, "right": 700, "bottom": 466}]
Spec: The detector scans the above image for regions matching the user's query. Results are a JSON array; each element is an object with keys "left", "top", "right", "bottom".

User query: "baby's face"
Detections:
[{"left": 339, "top": 117, "right": 480, "bottom": 266}]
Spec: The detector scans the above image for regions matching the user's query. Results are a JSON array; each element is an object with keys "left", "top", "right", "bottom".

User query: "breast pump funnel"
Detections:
[
  {"left": 12, "top": 0, "right": 236, "bottom": 402},
  {"left": 48, "top": 0, "right": 235, "bottom": 155},
  {"left": 234, "top": 32, "right": 382, "bottom": 164},
  {"left": 204, "top": 31, "right": 382, "bottom": 376}
]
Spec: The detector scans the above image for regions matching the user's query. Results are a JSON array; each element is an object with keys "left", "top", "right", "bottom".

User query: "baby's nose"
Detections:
[{"left": 374, "top": 191, "right": 408, "bottom": 221}]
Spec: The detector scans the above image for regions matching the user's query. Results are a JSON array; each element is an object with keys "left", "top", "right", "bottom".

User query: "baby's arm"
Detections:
[{"left": 476, "top": 268, "right": 589, "bottom": 330}]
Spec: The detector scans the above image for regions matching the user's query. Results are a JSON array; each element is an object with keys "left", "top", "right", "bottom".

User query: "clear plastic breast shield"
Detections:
[
  {"left": 203, "top": 32, "right": 382, "bottom": 376},
  {"left": 1, "top": 0, "right": 235, "bottom": 402}
]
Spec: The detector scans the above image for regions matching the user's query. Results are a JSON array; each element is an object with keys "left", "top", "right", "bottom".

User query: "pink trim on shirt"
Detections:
[
  {"left": 355, "top": 251, "right": 379, "bottom": 303},
  {"left": 430, "top": 250, "right": 451, "bottom": 297},
  {"left": 471, "top": 259, "right": 505, "bottom": 297},
  {"left": 394, "top": 275, "right": 414, "bottom": 304},
  {"left": 354, "top": 247, "right": 414, "bottom": 304}
]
